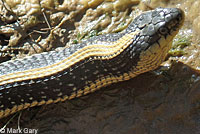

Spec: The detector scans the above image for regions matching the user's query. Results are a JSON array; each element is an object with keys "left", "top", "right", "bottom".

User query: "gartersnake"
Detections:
[{"left": 0, "top": 8, "right": 184, "bottom": 119}]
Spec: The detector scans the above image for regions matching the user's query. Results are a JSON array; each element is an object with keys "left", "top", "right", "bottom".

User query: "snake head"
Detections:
[
  {"left": 129, "top": 7, "right": 185, "bottom": 49},
  {"left": 128, "top": 8, "right": 185, "bottom": 73}
]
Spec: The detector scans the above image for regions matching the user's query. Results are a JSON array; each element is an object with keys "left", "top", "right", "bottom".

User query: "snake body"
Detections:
[{"left": 0, "top": 8, "right": 184, "bottom": 119}]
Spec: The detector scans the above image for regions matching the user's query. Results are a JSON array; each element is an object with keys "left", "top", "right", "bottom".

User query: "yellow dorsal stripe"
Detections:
[{"left": 0, "top": 31, "right": 139, "bottom": 85}]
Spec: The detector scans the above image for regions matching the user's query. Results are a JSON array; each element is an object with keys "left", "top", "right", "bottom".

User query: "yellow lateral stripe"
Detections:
[
  {"left": 0, "top": 31, "right": 139, "bottom": 85},
  {"left": 0, "top": 69, "right": 138, "bottom": 119}
]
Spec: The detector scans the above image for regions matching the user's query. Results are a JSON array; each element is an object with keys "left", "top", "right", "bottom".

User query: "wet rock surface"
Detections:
[
  {"left": 0, "top": 0, "right": 200, "bottom": 134},
  {"left": 1, "top": 62, "right": 200, "bottom": 134}
]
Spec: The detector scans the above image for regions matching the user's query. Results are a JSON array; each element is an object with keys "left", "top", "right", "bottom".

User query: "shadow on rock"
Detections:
[{"left": 1, "top": 62, "right": 200, "bottom": 134}]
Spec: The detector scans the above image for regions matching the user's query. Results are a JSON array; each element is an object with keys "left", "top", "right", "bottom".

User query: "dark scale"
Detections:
[
  {"left": 0, "top": 33, "right": 123, "bottom": 77},
  {"left": 85, "top": 33, "right": 124, "bottom": 44},
  {"left": 0, "top": 8, "right": 185, "bottom": 118},
  {"left": 0, "top": 14, "right": 164, "bottom": 110},
  {"left": 0, "top": 42, "right": 142, "bottom": 111}
]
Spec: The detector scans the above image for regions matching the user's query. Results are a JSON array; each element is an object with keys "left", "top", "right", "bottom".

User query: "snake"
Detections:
[{"left": 0, "top": 8, "right": 184, "bottom": 119}]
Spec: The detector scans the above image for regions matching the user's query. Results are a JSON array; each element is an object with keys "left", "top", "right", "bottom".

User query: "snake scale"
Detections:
[{"left": 0, "top": 8, "right": 184, "bottom": 119}]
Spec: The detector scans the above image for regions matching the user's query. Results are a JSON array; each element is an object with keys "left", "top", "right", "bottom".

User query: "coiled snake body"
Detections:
[{"left": 0, "top": 8, "right": 184, "bottom": 119}]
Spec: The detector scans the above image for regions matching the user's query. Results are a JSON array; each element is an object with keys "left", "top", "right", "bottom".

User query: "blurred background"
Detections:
[{"left": 0, "top": 0, "right": 200, "bottom": 134}]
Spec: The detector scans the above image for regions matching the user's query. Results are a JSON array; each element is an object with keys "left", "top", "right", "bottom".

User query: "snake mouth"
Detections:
[{"left": 133, "top": 8, "right": 185, "bottom": 75}]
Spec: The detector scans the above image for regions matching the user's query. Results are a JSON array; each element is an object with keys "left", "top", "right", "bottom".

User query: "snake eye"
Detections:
[{"left": 159, "top": 27, "right": 169, "bottom": 35}]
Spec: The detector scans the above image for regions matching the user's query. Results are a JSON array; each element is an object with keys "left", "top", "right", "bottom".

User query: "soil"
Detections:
[{"left": 0, "top": 0, "right": 200, "bottom": 134}]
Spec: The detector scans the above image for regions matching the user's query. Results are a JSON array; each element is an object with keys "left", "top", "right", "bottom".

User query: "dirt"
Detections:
[{"left": 0, "top": 0, "right": 200, "bottom": 134}]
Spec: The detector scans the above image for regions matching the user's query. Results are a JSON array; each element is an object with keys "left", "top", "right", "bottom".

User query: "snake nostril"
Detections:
[
  {"left": 176, "top": 15, "right": 181, "bottom": 22},
  {"left": 176, "top": 11, "right": 184, "bottom": 22}
]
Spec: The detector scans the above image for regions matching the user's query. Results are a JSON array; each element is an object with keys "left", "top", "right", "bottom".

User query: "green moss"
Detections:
[
  {"left": 73, "top": 29, "right": 101, "bottom": 44},
  {"left": 168, "top": 35, "right": 192, "bottom": 57}
]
